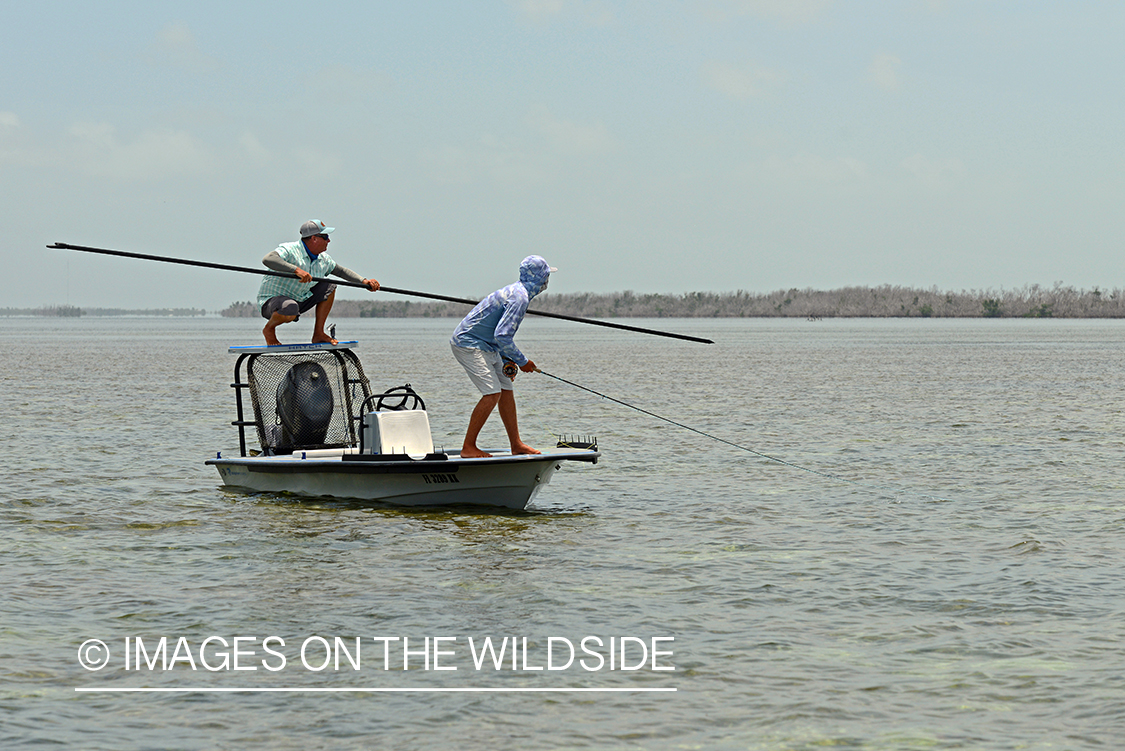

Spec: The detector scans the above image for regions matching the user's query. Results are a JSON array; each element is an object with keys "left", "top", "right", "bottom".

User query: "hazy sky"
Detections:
[{"left": 5, "top": 1, "right": 1124, "bottom": 311}]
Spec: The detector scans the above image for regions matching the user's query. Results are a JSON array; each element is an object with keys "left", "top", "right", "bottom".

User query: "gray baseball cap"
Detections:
[{"left": 300, "top": 220, "right": 335, "bottom": 238}]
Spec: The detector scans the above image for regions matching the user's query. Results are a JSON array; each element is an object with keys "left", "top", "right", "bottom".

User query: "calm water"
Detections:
[{"left": 3, "top": 316, "right": 1124, "bottom": 749}]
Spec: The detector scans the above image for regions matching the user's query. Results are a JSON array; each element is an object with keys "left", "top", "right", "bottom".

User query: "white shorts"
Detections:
[{"left": 451, "top": 344, "right": 514, "bottom": 395}]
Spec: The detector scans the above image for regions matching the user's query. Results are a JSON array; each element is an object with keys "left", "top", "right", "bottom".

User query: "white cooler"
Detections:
[{"left": 363, "top": 411, "right": 434, "bottom": 458}]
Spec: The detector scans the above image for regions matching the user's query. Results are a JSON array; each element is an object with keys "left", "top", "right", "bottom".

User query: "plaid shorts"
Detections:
[{"left": 260, "top": 280, "right": 336, "bottom": 319}]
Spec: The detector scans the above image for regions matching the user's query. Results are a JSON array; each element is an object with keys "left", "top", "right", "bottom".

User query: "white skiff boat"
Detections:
[{"left": 205, "top": 341, "right": 599, "bottom": 509}]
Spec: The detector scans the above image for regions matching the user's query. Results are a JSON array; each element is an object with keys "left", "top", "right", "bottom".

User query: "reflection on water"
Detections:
[{"left": 3, "top": 317, "right": 1125, "bottom": 749}]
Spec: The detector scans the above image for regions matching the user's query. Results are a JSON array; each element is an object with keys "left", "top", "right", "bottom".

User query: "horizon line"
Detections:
[{"left": 75, "top": 686, "right": 678, "bottom": 693}]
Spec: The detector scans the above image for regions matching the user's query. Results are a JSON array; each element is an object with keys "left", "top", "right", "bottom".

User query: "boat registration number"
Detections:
[{"left": 422, "top": 473, "right": 460, "bottom": 484}]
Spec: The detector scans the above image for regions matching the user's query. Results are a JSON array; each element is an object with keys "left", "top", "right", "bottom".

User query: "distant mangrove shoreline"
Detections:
[
  {"left": 11, "top": 284, "right": 1125, "bottom": 319},
  {"left": 0, "top": 305, "right": 209, "bottom": 317},
  {"left": 219, "top": 284, "right": 1125, "bottom": 319}
]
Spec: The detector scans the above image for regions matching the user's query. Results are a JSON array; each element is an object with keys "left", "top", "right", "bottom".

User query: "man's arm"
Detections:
[
  {"left": 494, "top": 295, "right": 530, "bottom": 365},
  {"left": 331, "top": 263, "right": 380, "bottom": 291},
  {"left": 263, "top": 250, "right": 310, "bottom": 283}
]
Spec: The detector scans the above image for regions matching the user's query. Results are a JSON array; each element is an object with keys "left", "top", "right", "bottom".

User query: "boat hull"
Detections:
[{"left": 206, "top": 448, "right": 599, "bottom": 509}]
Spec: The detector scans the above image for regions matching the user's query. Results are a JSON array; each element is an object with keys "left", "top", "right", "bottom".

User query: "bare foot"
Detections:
[
  {"left": 511, "top": 443, "right": 541, "bottom": 455},
  {"left": 263, "top": 325, "right": 282, "bottom": 346},
  {"left": 461, "top": 446, "right": 492, "bottom": 458},
  {"left": 311, "top": 333, "right": 338, "bottom": 345}
]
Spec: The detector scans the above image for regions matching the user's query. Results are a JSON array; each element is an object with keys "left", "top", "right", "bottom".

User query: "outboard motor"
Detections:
[{"left": 276, "top": 361, "right": 334, "bottom": 449}]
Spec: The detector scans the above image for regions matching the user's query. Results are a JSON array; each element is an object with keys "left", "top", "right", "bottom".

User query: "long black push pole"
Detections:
[{"left": 48, "top": 242, "right": 714, "bottom": 344}]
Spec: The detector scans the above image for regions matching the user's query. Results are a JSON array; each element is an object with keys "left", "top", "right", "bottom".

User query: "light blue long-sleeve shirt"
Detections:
[
  {"left": 449, "top": 256, "right": 554, "bottom": 366},
  {"left": 450, "top": 281, "right": 537, "bottom": 365}
]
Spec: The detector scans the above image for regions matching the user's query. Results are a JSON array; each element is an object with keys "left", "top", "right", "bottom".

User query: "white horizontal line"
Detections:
[{"left": 75, "top": 687, "right": 677, "bottom": 693}]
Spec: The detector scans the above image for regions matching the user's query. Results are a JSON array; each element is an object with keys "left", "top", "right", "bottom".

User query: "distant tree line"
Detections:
[
  {"left": 219, "top": 284, "right": 1125, "bottom": 319},
  {"left": 13, "top": 287, "right": 1125, "bottom": 319},
  {"left": 0, "top": 306, "right": 208, "bottom": 317},
  {"left": 0, "top": 305, "right": 86, "bottom": 317}
]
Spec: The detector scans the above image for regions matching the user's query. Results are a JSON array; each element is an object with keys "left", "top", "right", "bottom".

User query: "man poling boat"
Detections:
[
  {"left": 47, "top": 241, "right": 715, "bottom": 344},
  {"left": 256, "top": 220, "right": 381, "bottom": 346}
]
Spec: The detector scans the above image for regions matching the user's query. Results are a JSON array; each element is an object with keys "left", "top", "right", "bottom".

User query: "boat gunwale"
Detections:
[{"left": 206, "top": 448, "right": 600, "bottom": 474}]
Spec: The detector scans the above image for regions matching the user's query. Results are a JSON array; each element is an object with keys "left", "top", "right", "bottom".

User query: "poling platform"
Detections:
[{"left": 228, "top": 341, "right": 360, "bottom": 355}]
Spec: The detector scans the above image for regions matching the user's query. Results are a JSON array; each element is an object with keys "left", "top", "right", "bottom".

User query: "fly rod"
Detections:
[
  {"left": 537, "top": 369, "right": 951, "bottom": 501},
  {"left": 48, "top": 242, "right": 714, "bottom": 345}
]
